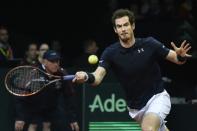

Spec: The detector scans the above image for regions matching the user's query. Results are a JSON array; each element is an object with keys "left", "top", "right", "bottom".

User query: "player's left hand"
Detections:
[
  {"left": 171, "top": 40, "right": 192, "bottom": 57},
  {"left": 70, "top": 122, "right": 79, "bottom": 131}
]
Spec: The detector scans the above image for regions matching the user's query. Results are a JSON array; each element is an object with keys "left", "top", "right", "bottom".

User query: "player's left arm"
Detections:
[{"left": 165, "top": 40, "right": 192, "bottom": 64}]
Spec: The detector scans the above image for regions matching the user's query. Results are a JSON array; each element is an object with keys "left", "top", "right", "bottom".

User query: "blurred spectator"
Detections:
[
  {"left": 108, "top": 0, "right": 118, "bottom": 14},
  {"left": 139, "top": 0, "right": 150, "bottom": 18},
  {"left": 14, "top": 42, "right": 40, "bottom": 131},
  {"left": 20, "top": 42, "right": 39, "bottom": 66},
  {"left": 172, "top": 3, "right": 197, "bottom": 58},
  {"left": 83, "top": 39, "right": 99, "bottom": 55},
  {"left": 175, "top": 21, "right": 197, "bottom": 47},
  {"left": 177, "top": 0, "right": 193, "bottom": 21},
  {"left": 129, "top": 2, "right": 144, "bottom": 20},
  {"left": 171, "top": 6, "right": 197, "bottom": 100},
  {"left": 38, "top": 43, "right": 49, "bottom": 63},
  {"left": 0, "top": 26, "right": 13, "bottom": 61},
  {"left": 114, "top": 0, "right": 197, "bottom": 22},
  {"left": 160, "top": 0, "right": 175, "bottom": 20},
  {"left": 148, "top": 0, "right": 161, "bottom": 18},
  {"left": 74, "top": 39, "right": 99, "bottom": 71}
]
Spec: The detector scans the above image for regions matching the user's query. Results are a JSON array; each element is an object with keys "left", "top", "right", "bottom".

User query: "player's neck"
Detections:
[{"left": 120, "top": 37, "right": 135, "bottom": 48}]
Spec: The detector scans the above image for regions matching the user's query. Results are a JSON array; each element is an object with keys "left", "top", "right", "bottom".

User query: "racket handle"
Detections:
[{"left": 63, "top": 75, "right": 75, "bottom": 80}]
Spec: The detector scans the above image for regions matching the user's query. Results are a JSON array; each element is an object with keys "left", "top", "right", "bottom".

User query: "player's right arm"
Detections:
[
  {"left": 91, "top": 66, "right": 106, "bottom": 86},
  {"left": 73, "top": 66, "right": 106, "bottom": 86},
  {"left": 73, "top": 45, "right": 111, "bottom": 86}
]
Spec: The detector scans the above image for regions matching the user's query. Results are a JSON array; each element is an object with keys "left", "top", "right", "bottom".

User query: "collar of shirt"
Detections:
[
  {"left": 119, "top": 39, "right": 141, "bottom": 54},
  {"left": 41, "top": 64, "right": 46, "bottom": 70}
]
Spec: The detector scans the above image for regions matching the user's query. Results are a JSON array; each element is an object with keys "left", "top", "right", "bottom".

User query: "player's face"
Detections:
[
  {"left": 114, "top": 16, "right": 135, "bottom": 42},
  {"left": 44, "top": 59, "right": 60, "bottom": 74}
]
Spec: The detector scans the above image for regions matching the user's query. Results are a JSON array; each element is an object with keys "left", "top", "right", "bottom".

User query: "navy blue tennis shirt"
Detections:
[{"left": 99, "top": 37, "right": 170, "bottom": 109}]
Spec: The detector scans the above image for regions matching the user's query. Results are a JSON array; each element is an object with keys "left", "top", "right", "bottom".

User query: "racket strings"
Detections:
[
  {"left": 7, "top": 67, "right": 45, "bottom": 95},
  {"left": 31, "top": 69, "right": 44, "bottom": 93},
  {"left": 25, "top": 68, "right": 45, "bottom": 94}
]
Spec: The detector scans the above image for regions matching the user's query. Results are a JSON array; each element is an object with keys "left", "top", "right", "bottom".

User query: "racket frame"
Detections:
[{"left": 4, "top": 66, "right": 65, "bottom": 96}]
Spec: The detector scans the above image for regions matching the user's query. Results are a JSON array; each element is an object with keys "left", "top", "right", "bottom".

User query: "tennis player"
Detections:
[
  {"left": 15, "top": 50, "right": 79, "bottom": 131},
  {"left": 73, "top": 9, "right": 192, "bottom": 131}
]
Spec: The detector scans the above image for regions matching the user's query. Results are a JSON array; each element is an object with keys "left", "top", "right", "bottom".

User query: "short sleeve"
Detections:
[
  {"left": 151, "top": 37, "right": 170, "bottom": 59},
  {"left": 98, "top": 47, "right": 112, "bottom": 71}
]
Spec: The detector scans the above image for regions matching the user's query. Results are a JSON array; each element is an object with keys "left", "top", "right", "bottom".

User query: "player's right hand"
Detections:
[
  {"left": 15, "top": 120, "right": 25, "bottom": 131},
  {"left": 72, "top": 71, "right": 88, "bottom": 84}
]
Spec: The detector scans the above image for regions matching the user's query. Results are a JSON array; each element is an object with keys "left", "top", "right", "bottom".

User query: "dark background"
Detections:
[
  {"left": 0, "top": 0, "right": 197, "bottom": 130},
  {"left": 0, "top": 0, "right": 112, "bottom": 61}
]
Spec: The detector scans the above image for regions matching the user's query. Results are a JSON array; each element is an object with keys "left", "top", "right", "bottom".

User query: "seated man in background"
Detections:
[{"left": 14, "top": 50, "right": 79, "bottom": 131}]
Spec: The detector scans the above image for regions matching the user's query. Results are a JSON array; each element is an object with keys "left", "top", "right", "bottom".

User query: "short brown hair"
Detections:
[{"left": 112, "top": 9, "right": 135, "bottom": 28}]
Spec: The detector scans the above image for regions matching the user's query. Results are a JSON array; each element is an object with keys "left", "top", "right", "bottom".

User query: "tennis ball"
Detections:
[{"left": 88, "top": 55, "right": 98, "bottom": 64}]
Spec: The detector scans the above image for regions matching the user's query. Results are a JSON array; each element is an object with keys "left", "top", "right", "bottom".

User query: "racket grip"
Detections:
[{"left": 63, "top": 75, "right": 75, "bottom": 80}]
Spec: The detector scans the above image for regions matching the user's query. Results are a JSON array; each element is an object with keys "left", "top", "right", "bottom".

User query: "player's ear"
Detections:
[{"left": 114, "top": 27, "right": 118, "bottom": 34}]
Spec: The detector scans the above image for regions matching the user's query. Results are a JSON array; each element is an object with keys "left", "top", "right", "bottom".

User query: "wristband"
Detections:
[
  {"left": 86, "top": 72, "right": 95, "bottom": 84},
  {"left": 177, "top": 55, "right": 186, "bottom": 62}
]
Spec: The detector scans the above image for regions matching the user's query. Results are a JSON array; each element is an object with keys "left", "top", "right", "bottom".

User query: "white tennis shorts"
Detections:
[{"left": 128, "top": 90, "right": 171, "bottom": 131}]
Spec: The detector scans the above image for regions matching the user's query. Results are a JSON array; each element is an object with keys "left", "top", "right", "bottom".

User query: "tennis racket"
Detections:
[{"left": 4, "top": 65, "right": 75, "bottom": 96}]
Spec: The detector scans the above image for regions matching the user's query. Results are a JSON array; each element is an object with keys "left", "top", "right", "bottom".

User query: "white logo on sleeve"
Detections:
[
  {"left": 138, "top": 48, "right": 144, "bottom": 53},
  {"left": 99, "top": 60, "right": 104, "bottom": 64}
]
